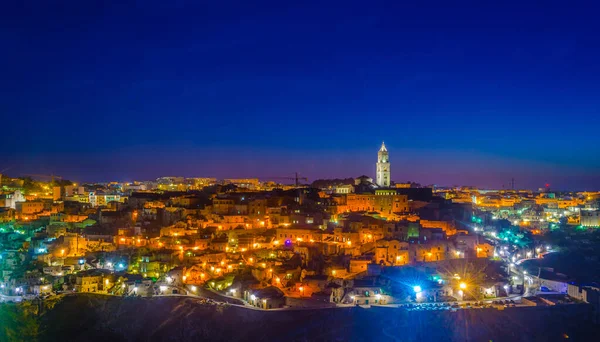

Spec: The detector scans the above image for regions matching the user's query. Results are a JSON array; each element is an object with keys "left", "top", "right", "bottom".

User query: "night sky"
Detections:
[{"left": 2, "top": 1, "right": 599, "bottom": 190}]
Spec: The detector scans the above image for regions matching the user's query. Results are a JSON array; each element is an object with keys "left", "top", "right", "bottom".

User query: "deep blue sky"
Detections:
[{"left": 1, "top": 1, "right": 599, "bottom": 190}]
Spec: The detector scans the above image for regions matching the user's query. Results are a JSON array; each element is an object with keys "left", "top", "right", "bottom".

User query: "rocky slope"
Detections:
[{"left": 38, "top": 294, "right": 598, "bottom": 341}]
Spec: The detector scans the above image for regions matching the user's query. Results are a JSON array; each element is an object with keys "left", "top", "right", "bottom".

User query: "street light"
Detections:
[{"left": 459, "top": 282, "right": 467, "bottom": 289}]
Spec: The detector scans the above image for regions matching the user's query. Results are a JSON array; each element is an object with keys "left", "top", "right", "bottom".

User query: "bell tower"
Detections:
[{"left": 376, "top": 142, "right": 390, "bottom": 187}]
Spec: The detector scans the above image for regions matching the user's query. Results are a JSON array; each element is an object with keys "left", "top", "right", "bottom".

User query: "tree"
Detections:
[{"left": 0, "top": 303, "right": 39, "bottom": 341}]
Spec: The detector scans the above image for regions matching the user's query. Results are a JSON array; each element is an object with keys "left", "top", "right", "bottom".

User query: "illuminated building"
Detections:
[
  {"left": 16, "top": 201, "right": 44, "bottom": 215},
  {"left": 376, "top": 142, "right": 390, "bottom": 187},
  {"left": 222, "top": 178, "right": 260, "bottom": 189},
  {"left": 0, "top": 190, "right": 25, "bottom": 209},
  {"left": 275, "top": 227, "right": 322, "bottom": 243},
  {"left": 89, "top": 192, "right": 125, "bottom": 207},
  {"left": 344, "top": 191, "right": 408, "bottom": 217},
  {"left": 580, "top": 210, "right": 600, "bottom": 227}
]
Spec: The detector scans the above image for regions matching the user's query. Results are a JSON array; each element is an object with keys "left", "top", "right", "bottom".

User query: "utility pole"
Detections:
[{"left": 511, "top": 178, "right": 515, "bottom": 190}]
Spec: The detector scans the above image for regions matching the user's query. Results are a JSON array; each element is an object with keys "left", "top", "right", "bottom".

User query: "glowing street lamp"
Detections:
[
  {"left": 459, "top": 282, "right": 467, "bottom": 289},
  {"left": 413, "top": 286, "right": 422, "bottom": 293}
]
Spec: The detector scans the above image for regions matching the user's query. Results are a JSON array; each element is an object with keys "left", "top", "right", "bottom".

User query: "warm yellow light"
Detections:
[
  {"left": 332, "top": 270, "right": 337, "bottom": 276},
  {"left": 459, "top": 282, "right": 467, "bottom": 289},
  {"left": 273, "top": 240, "right": 280, "bottom": 245},
  {"left": 346, "top": 241, "right": 352, "bottom": 246}
]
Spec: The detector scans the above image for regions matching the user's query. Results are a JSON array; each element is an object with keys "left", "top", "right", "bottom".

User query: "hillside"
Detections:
[{"left": 36, "top": 294, "right": 599, "bottom": 341}]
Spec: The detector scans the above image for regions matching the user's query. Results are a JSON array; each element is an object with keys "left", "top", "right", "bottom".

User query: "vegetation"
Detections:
[{"left": 0, "top": 302, "right": 40, "bottom": 342}]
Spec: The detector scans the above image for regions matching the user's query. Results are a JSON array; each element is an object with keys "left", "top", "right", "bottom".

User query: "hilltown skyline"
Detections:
[{"left": 3, "top": 142, "right": 597, "bottom": 191}]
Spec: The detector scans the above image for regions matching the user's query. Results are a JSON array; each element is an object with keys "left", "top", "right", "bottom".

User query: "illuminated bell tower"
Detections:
[{"left": 376, "top": 142, "right": 390, "bottom": 187}]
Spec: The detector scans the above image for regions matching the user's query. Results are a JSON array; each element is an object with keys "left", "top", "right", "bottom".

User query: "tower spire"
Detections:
[{"left": 376, "top": 142, "right": 390, "bottom": 187}]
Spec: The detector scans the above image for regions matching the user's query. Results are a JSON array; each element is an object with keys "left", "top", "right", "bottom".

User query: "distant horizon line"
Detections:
[{"left": 2, "top": 172, "right": 596, "bottom": 193}]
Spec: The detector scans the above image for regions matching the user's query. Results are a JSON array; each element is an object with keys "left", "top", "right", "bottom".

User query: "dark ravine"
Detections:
[{"left": 38, "top": 294, "right": 599, "bottom": 342}]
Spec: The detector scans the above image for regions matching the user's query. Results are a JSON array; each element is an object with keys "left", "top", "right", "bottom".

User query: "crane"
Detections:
[{"left": 268, "top": 172, "right": 308, "bottom": 187}]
